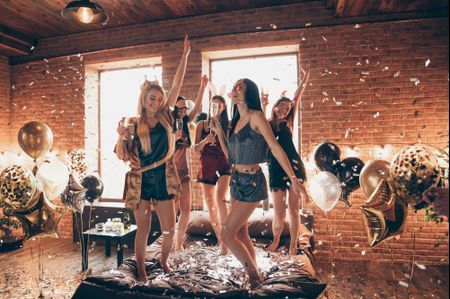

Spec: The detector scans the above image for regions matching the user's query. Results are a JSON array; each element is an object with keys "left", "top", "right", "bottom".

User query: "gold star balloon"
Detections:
[{"left": 361, "top": 179, "right": 408, "bottom": 247}]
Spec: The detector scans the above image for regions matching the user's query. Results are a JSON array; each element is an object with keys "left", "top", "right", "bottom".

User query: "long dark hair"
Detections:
[
  {"left": 270, "top": 97, "right": 295, "bottom": 131},
  {"left": 211, "top": 95, "right": 229, "bottom": 137},
  {"left": 229, "top": 78, "right": 261, "bottom": 136}
]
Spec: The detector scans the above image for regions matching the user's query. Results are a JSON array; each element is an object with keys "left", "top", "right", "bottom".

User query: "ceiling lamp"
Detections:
[{"left": 61, "top": 0, "right": 108, "bottom": 24}]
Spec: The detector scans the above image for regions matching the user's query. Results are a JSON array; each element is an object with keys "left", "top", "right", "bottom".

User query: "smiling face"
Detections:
[
  {"left": 145, "top": 88, "right": 164, "bottom": 113},
  {"left": 274, "top": 100, "right": 292, "bottom": 120},
  {"left": 176, "top": 99, "right": 188, "bottom": 118},
  {"left": 230, "top": 80, "right": 246, "bottom": 105}
]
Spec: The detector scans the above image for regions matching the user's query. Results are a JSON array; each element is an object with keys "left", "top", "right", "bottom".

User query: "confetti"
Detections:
[
  {"left": 373, "top": 112, "right": 380, "bottom": 118},
  {"left": 322, "top": 36, "right": 327, "bottom": 42},
  {"left": 399, "top": 281, "right": 409, "bottom": 288},
  {"left": 425, "top": 59, "right": 431, "bottom": 67},
  {"left": 270, "top": 24, "right": 277, "bottom": 30},
  {"left": 354, "top": 24, "right": 361, "bottom": 29},
  {"left": 305, "top": 22, "right": 312, "bottom": 27},
  {"left": 393, "top": 71, "right": 401, "bottom": 78},
  {"left": 415, "top": 262, "right": 426, "bottom": 270}
]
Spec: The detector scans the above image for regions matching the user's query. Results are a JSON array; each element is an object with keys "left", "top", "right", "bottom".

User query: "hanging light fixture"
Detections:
[{"left": 61, "top": 0, "right": 108, "bottom": 24}]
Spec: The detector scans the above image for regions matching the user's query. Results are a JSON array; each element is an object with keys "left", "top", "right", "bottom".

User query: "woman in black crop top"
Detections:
[
  {"left": 210, "top": 78, "right": 308, "bottom": 289},
  {"left": 262, "top": 66, "right": 311, "bottom": 255}
]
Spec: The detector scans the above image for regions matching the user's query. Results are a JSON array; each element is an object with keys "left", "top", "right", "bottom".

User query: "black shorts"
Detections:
[
  {"left": 141, "top": 165, "right": 174, "bottom": 201},
  {"left": 269, "top": 160, "right": 306, "bottom": 192},
  {"left": 230, "top": 169, "right": 268, "bottom": 202}
]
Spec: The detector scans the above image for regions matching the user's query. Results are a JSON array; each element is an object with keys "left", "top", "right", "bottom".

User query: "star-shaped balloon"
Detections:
[
  {"left": 11, "top": 192, "right": 68, "bottom": 240},
  {"left": 360, "top": 179, "right": 408, "bottom": 247}
]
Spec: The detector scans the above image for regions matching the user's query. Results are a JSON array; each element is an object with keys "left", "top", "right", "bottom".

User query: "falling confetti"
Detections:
[
  {"left": 354, "top": 24, "right": 361, "bottom": 29},
  {"left": 322, "top": 36, "right": 327, "bottom": 42},
  {"left": 305, "top": 22, "right": 312, "bottom": 27},
  {"left": 425, "top": 59, "right": 431, "bottom": 67},
  {"left": 270, "top": 24, "right": 277, "bottom": 30},
  {"left": 373, "top": 112, "right": 380, "bottom": 118},
  {"left": 399, "top": 281, "right": 409, "bottom": 288},
  {"left": 393, "top": 71, "right": 401, "bottom": 78}
]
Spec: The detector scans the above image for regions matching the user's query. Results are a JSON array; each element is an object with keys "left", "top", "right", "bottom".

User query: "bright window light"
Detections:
[
  {"left": 99, "top": 66, "right": 162, "bottom": 199},
  {"left": 210, "top": 54, "right": 298, "bottom": 119}
]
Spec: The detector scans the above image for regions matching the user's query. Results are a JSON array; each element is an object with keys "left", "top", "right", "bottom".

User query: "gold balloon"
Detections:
[
  {"left": 360, "top": 179, "right": 408, "bottom": 247},
  {"left": 360, "top": 160, "right": 390, "bottom": 197},
  {"left": 12, "top": 192, "right": 67, "bottom": 240},
  {"left": 0, "top": 165, "right": 39, "bottom": 211},
  {"left": 18, "top": 121, "right": 53, "bottom": 160}
]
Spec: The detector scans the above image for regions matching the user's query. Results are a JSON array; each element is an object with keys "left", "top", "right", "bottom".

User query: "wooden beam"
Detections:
[
  {"left": 0, "top": 35, "right": 33, "bottom": 55},
  {"left": 0, "top": 25, "right": 37, "bottom": 46}
]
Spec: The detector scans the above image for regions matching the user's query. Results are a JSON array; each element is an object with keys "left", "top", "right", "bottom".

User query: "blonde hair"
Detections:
[{"left": 136, "top": 80, "right": 172, "bottom": 155}]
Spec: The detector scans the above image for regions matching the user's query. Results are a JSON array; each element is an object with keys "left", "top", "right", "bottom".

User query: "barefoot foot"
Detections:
[
  {"left": 160, "top": 262, "right": 172, "bottom": 274},
  {"left": 267, "top": 240, "right": 279, "bottom": 252}
]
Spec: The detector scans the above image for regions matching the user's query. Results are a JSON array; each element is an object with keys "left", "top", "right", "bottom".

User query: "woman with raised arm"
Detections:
[
  {"left": 210, "top": 78, "right": 308, "bottom": 289},
  {"left": 114, "top": 35, "right": 190, "bottom": 282},
  {"left": 172, "top": 75, "right": 208, "bottom": 251},
  {"left": 193, "top": 95, "right": 231, "bottom": 254},
  {"left": 263, "top": 66, "right": 311, "bottom": 255}
]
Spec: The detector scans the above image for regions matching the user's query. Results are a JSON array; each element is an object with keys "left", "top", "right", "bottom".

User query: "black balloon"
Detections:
[
  {"left": 337, "top": 157, "right": 365, "bottom": 193},
  {"left": 81, "top": 175, "right": 104, "bottom": 203},
  {"left": 314, "top": 142, "right": 341, "bottom": 174}
]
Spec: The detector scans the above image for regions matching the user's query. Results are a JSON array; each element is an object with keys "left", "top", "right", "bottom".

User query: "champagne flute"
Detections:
[
  {"left": 210, "top": 103, "right": 219, "bottom": 139},
  {"left": 175, "top": 118, "right": 184, "bottom": 141},
  {"left": 121, "top": 117, "right": 134, "bottom": 140}
]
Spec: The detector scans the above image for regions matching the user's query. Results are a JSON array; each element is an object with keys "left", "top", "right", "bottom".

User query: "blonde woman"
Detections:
[{"left": 115, "top": 36, "right": 190, "bottom": 282}]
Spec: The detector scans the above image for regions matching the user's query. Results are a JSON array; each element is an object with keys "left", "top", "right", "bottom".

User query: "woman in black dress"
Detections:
[{"left": 264, "top": 66, "right": 311, "bottom": 255}]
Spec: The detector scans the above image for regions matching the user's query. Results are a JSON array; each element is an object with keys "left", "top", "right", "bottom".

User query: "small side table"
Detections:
[{"left": 81, "top": 225, "right": 137, "bottom": 271}]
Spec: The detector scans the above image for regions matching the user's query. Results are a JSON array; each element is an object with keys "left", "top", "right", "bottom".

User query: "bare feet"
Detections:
[
  {"left": 267, "top": 239, "right": 279, "bottom": 252},
  {"left": 248, "top": 274, "right": 262, "bottom": 290},
  {"left": 160, "top": 262, "right": 172, "bottom": 274},
  {"left": 289, "top": 244, "right": 297, "bottom": 256},
  {"left": 136, "top": 273, "right": 147, "bottom": 282},
  {"left": 220, "top": 243, "right": 229, "bottom": 255}
]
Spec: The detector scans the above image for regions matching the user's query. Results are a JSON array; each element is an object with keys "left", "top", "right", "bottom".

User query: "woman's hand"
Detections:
[
  {"left": 209, "top": 117, "right": 221, "bottom": 134},
  {"left": 291, "top": 178, "right": 309, "bottom": 203},
  {"left": 205, "top": 134, "right": 216, "bottom": 144},
  {"left": 200, "top": 74, "right": 208, "bottom": 88},
  {"left": 175, "top": 129, "right": 183, "bottom": 140},
  {"left": 183, "top": 34, "right": 190, "bottom": 56},
  {"left": 117, "top": 119, "right": 128, "bottom": 137}
]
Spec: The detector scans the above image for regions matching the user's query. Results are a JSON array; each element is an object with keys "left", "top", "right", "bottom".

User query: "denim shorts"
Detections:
[
  {"left": 230, "top": 169, "right": 268, "bottom": 202},
  {"left": 141, "top": 165, "right": 174, "bottom": 201}
]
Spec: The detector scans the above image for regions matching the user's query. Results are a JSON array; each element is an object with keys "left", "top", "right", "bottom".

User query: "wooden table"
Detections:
[{"left": 81, "top": 225, "right": 137, "bottom": 271}]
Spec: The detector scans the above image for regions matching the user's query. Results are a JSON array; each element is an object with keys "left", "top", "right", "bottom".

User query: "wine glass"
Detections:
[
  {"left": 211, "top": 102, "right": 219, "bottom": 117},
  {"left": 175, "top": 118, "right": 184, "bottom": 141},
  {"left": 122, "top": 117, "right": 134, "bottom": 140}
]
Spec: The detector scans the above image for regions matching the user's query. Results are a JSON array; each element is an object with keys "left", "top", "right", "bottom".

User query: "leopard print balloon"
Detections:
[
  {"left": 0, "top": 165, "right": 38, "bottom": 210},
  {"left": 66, "top": 149, "right": 88, "bottom": 181},
  {"left": 390, "top": 145, "right": 441, "bottom": 207}
]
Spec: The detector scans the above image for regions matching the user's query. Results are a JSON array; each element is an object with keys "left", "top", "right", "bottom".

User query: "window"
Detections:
[{"left": 98, "top": 65, "right": 162, "bottom": 200}]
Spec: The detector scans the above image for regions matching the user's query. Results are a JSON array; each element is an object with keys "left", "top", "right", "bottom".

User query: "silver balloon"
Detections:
[{"left": 308, "top": 171, "right": 342, "bottom": 212}]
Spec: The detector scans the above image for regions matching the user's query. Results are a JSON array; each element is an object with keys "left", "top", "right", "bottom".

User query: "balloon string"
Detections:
[{"left": 390, "top": 249, "right": 398, "bottom": 299}]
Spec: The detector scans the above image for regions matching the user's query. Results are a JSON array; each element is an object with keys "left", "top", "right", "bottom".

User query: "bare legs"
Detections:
[
  {"left": 133, "top": 200, "right": 152, "bottom": 282},
  {"left": 221, "top": 200, "right": 261, "bottom": 289},
  {"left": 267, "top": 190, "right": 286, "bottom": 252},
  {"left": 201, "top": 182, "right": 226, "bottom": 251},
  {"left": 268, "top": 187, "right": 302, "bottom": 255},
  {"left": 153, "top": 199, "right": 176, "bottom": 273},
  {"left": 175, "top": 181, "right": 191, "bottom": 251}
]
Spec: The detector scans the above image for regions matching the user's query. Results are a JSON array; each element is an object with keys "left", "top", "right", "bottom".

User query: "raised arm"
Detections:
[
  {"left": 188, "top": 75, "right": 208, "bottom": 122},
  {"left": 290, "top": 66, "right": 311, "bottom": 125},
  {"left": 166, "top": 35, "right": 191, "bottom": 109},
  {"left": 210, "top": 117, "right": 229, "bottom": 160},
  {"left": 252, "top": 111, "right": 308, "bottom": 200}
]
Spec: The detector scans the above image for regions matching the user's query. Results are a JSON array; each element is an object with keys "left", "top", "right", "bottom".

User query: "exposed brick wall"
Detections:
[
  {"left": 7, "top": 5, "right": 448, "bottom": 264},
  {"left": 0, "top": 56, "right": 10, "bottom": 149}
]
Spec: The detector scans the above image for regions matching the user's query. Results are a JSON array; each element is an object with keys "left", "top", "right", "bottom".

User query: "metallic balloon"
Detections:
[
  {"left": 314, "top": 142, "right": 341, "bottom": 174},
  {"left": 66, "top": 149, "right": 88, "bottom": 181},
  {"left": 36, "top": 160, "right": 70, "bottom": 202},
  {"left": 360, "top": 160, "right": 391, "bottom": 197},
  {"left": 60, "top": 186, "right": 85, "bottom": 214},
  {"left": 360, "top": 179, "right": 408, "bottom": 247},
  {"left": 18, "top": 121, "right": 53, "bottom": 160},
  {"left": 337, "top": 157, "right": 365, "bottom": 193},
  {"left": 81, "top": 175, "right": 104, "bottom": 204},
  {"left": 0, "top": 165, "right": 39, "bottom": 211},
  {"left": 390, "top": 145, "right": 440, "bottom": 207},
  {"left": 13, "top": 192, "right": 67, "bottom": 240},
  {"left": 308, "top": 171, "right": 342, "bottom": 212}
]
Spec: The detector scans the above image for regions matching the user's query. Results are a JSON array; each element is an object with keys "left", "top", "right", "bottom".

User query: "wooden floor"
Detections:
[{"left": 0, "top": 238, "right": 448, "bottom": 299}]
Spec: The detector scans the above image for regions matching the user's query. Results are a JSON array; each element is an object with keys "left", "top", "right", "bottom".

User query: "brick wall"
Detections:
[
  {"left": 0, "top": 56, "right": 10, "bottom": 149},
  {"left": 7, "top": 4, "right": 449, "bottom": 263}
]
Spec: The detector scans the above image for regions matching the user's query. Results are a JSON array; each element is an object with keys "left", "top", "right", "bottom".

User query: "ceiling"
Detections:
[{"left": 0, "top": 0, "right": 448, "bottom": 57}]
